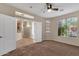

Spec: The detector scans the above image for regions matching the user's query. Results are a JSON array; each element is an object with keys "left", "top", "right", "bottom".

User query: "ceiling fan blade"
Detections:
[{"left": 52, "top": 8, "right": 59, "bottom": 11}]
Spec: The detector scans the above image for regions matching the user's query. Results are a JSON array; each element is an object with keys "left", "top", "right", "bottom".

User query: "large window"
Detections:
[{"left": 58, "top": 17, "right": 78, "bottom": 37}]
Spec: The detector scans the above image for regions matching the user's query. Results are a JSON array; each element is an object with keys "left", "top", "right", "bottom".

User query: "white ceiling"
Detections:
[{"left": 7, "top": 3, "right": 79, "bottom": 18}]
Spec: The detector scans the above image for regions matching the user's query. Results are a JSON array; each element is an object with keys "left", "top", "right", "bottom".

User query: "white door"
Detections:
[
  {"left": 32, "top": 21, "right": 42, "bottom": 42},
  {"left": 0, "top": 15, "right": 5, "bottom": 55},
  {"left": 0, "top": 14, "right": 16, "bottom": 55}
]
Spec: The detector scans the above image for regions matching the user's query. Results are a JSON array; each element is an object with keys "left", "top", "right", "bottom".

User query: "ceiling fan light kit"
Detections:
[{"left": 48, "top": 9, "right": 52, "bottom": 12}]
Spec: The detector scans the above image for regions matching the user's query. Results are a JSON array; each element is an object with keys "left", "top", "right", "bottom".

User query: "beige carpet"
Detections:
[
  {"left": 3, "top": 40, "right": 79, "bottom": 56},
  {"left": 16, "top": 38, "right": 33, "bottom": 48}
]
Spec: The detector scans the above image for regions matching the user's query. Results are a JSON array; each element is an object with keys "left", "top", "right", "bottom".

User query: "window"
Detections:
[{"left": 58, "top": 17, "right": 78, "bottom": 37}]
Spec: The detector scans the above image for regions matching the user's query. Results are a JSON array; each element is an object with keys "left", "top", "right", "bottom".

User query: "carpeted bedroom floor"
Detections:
[
  {"left": 3, "top": 40, "right": 79, "bottom": 56},
  {"left": 16, "top": 38, "right": 33, "bottom": 48}
]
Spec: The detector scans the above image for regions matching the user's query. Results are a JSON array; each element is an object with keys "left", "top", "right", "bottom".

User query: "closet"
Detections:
[{"left": 0, "top": 14, "right": 16, "bottom": 55}]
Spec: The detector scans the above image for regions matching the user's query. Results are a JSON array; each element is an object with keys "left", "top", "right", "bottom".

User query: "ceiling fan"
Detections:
[{"left": 46, "top": 3, "right": 63, "bottom": 12}]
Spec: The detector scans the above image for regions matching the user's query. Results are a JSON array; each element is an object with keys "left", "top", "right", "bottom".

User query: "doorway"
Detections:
[
  {"left": 22, "top": 20, "right": 32, "bottom": 38},
  {"left": 16, "top": 18, "right": 42, "bottom": 48},
  {"left": 16, "top": 18, "right": 33, "bottom": 48}
]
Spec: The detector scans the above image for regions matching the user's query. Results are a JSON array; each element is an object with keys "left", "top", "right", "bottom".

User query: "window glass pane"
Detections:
[{"left": 58, "top": 17, "right": 78, "bottom": 37}]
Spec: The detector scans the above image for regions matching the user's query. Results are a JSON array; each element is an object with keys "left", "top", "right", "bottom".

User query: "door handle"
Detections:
[{"left": 0, "top": 36, "right": 3, "bottom": 38}]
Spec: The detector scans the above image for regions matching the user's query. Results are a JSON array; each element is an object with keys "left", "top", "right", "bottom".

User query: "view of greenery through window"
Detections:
[{"left": 58, "top": 17, "right": 78, "bottom": 37}]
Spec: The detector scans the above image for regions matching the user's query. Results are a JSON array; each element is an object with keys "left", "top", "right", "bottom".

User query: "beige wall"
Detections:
[
  {"left": 44, "top": 11, "right": 79, "bottom": 46},
  {"left": 0, "top": 4, "right": 46, "bottom": 41},
  {"left": 0, "top": 4, "right": 15, "bottom": 17}
]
